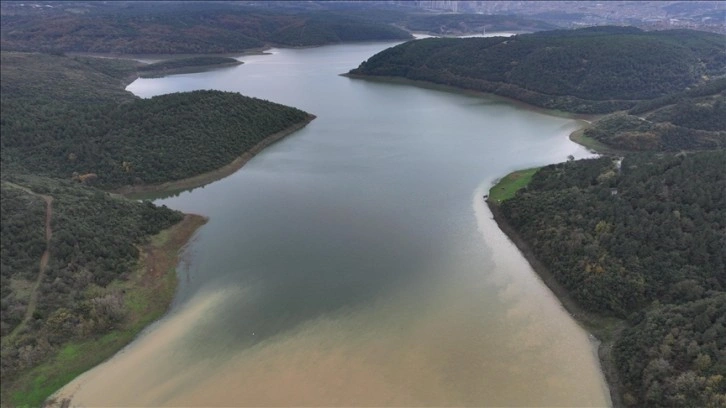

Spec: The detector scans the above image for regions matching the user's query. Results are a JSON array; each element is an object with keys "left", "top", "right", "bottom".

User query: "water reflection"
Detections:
[{"left": 54, "top": 41, "right": 609, "bottom": 407}]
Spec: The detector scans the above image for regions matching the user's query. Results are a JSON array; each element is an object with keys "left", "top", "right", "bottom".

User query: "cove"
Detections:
[{"left": 55, "top": 41, "right": 610, "bottom": 406}]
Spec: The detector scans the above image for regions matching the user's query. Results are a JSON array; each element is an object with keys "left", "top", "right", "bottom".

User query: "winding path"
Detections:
[{"left": 5, "top": 183, "right": 53, "bottom": 342}]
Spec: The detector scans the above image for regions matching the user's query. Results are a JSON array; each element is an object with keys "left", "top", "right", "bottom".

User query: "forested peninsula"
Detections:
[
  {"left": 1, "top": 52, "right": 314, "bottom": 190},
  {"left": 348, "top": 26, "right": 726, "bottom": 115},
  {"left": 490, "top": 153, "right": 726, "bottom": 407},
  {"left": 0, "top": 50, "right": 314, "bottom": 407},
  {"left": 343, "top": 21, "right": 726, "bottom": 408},
  {"left": 0, "top": 1, "right": 412, "bottom": 54},
  {"left": 441, "top": 26, "right": 726, "bottom": 407},
  {"left": 3, "top": 5, "right": 725, "bottom": 406},
  {"left": 137, "top": 56, "right": 243, "bottom": 78},
  {"left": 581, "top": 78, "right": 726, "bottom": 152},
  {"left": 0, "top": 1, "right": 570, "bottom": 55}
]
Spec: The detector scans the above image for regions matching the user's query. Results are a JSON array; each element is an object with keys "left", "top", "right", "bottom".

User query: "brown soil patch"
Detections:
[{"left": 139, "top": 214, "right": 207, "bottom": 293}]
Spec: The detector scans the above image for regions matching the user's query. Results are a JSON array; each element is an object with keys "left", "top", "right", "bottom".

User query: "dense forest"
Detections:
[
  {"left": 497, "top": 152, "right": 726, "bottom": 406},
  {"left": 4, "top": 89, "right": 311, "bottom": 189},
  {"left": 3, "top": 4, "right": 726, "bottom": 405},
  {"left": 1, "top": 47, "right": 314, "bottom": 405},
  {"left": 0, "top": 1, "right": 567, "bottom": 54},
  {"left": 1, "top": 52, "right": 312, "bottom": 189},
  {"left": 0, "top": 52, "right": 137, "bottom": 107},
  {"left": 403, "top": 13, "right": 557, "bottom": 35},
  {"left": 0, "top": 175, "right": 184, "bottom": 405},
  {"left": 137, "top": 56, "right": 242, "bottom": 77},
  {"left": 0, "top": 2, "right": 412, "bottom": 54},
  {"left": 349, "top": 26, "right": 726, "bottom": 113},
  {"left": 583, "top": 79, "right": 726, "bottom": 151}
]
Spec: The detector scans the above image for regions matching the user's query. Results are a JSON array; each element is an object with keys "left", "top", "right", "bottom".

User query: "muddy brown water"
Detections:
[{"left": 55, "top": 41, "right": 610, "bottom": 407}]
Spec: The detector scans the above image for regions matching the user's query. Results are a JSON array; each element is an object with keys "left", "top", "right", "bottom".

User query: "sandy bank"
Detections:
[
  {"left": 486, "top": 197, "right": 625, "bottom": 408},
  {"left": 10, "top": 214, "right": 207, "bottom": 408}
]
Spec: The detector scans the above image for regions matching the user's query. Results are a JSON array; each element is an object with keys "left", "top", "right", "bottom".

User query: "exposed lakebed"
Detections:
[{"left": 56, "top": 41, "right": 610, "bottom": 406}]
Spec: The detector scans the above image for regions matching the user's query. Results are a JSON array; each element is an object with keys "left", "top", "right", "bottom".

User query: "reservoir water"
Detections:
[{"left": 57, "top": 41, "right": 610, "bottom": 406}]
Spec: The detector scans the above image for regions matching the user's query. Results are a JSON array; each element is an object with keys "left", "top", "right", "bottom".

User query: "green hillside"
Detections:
[
  {"left": 497, "top": 152, "right": 726, "bottom": 406},
  {"left": 1, "top": 52, "right": 312, "bottom": 189},
  {"left": 0, "top": 49, "right": 315, "bottom": 406},
  {"left": 0, "top": 175, "right": 186, "bottom": 407},
  {"left": 137, "top": 56, "right": 242, "bottom": 77},
  {"left": 583, "top": 79, "right": 726, "bottom": 151},
  {"left": 0, "top": 3, "right": 412, "bottom": 54},
  {"left": 403, "top": 13, "right": 558, "bottom": 34},
  {"left": 349, "top": 26, "right": 726, "bottom": 113}
]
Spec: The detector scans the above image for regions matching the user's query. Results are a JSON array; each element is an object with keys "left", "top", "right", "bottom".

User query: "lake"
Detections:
[{"left": 56, "top": 41, "right": 610, "bottom": 406}]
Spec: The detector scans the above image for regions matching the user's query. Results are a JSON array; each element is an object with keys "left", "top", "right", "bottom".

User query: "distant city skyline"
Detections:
[{"left": 387, "top": 1, "right": 725, "bottom": 33}]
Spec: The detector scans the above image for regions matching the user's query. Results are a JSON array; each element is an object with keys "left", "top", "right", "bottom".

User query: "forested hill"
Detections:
[
  {"left": 0, "top": 2, "right": 412, "bottom": 54},
  {"left": 1, "top": 50, "right": 314, "bottom": 405},
  {"left": 0, "top": 175, "right": 186, "bottom": 407},
  {"left": 0, "top": 52, "right": 137, "bottom": 106},
  {"left": 399, "top": 13, "right": 558, "bottom": 35},
  {"left": 498, "top": 152, "right": 726, "bottom": 407},
  {"left": 582, "top": 78, "right": 726, "bottom": 151},
  {"left": 349, "top": 26, "right": 726, "bottom": 114},
  {"left": 137, "top": 56, "right": 242, "bottom": 77},
  {"left": 1, "top": 52, "right": 313, "bottom": 189}
]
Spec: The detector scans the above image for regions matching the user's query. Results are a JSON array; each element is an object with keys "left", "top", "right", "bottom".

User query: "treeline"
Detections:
[
  {"left": 0, "top": 52, "right": 137, "bottom": 108},
  {"left": 0, "top": 186, "right": 46, "bottom": 333},
  {"left": 0, "top": 49, "right": 314, "bottom": 405},
  {"left": 4, "top": 90, "right": 311, "bottom": 189},
  {"left": 1, "top": 1, "right": 564, "bottom": 54},
  {"left": 629, "top": 77, "right": 726, "bottom": 115},
  {"left": 498, "top": 152, "right": 726, "bottom": 406},
  {"left": 584, "top": 80, "right": 726, "bottom": 151},
  {"left": 266, "top": 14, "right": 413, "bottom": 46},
  {"left": 137, "top": 56, "right": 243, "bottom": 78},
  {"left": 0, "top": 174, "right": 183, "bottom": 385},
  {"left": 1, "top": 52, "right": 138, "bottom": 176},
  {"left": 2, "top": 52, "right": 312, "bottom": 189},
  {"left": 616, "top": 294, "right": 725, "bottom": 407},
  {"left": 349, "top": 26, "right": 726, "bottom": 113},
  {"left": 403, "top": 13, "right": 557, "bottom": 34},
  {"left": 0, "top": 3, "right": 412, "bottom": 54},
  {"left": 137, "top": 56, "right": 240, "bottom": 72}
]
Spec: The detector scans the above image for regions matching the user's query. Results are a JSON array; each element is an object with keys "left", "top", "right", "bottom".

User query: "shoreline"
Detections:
[
  {"left": 41, "top": 48, "right": 617, "bottom": 405},
  {"left": 486, "top": 200, "right": 625, "bottom": 407},
  {"left": 49, "top": 213, "right": 208, "bottom": 408},
  {"left": 137, "top": 61, "right": 244, "bottom": 78},
  {"left": 410, "top": 30, "right": 531, "bottom": 38},
  {"left": 67, "top": 48, "right": 271, "bottom": 64},
  {"left": 37, "top": 109, "right": 315, "bottom": 408},
  {"left": 113, "top": 114, "right": 316, "bottom": 197},
  {"left": 569, "top": 125, "right": 627, "bottom": 156},
  {"left": 351, "top": 67, "right": 627, "bottom": 406},
  {"left": 477, "top": 87, "right": 626, "bottom": 406},
  {"left": 9, "top": 214, "right": 207, "bottom": 408},
  {"left": 342, "top": 72, "right": 616, "bottom": 157},
  {"left": 342, "top": 73, "right": 605, "bottom": 121},
  {"left": 32, "top": 61, "right": 315, "bottom": 406},
  {"left": 77, "top": 49, "right": 271, "bottom": 89}
]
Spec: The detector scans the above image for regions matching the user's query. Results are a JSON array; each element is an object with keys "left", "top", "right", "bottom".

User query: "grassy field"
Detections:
[
  {"left": 6, "top": 215, "right": 206, "bottom": 408},
  {"left": 488, "top": 167, "right": 540, "bottom": 204}
]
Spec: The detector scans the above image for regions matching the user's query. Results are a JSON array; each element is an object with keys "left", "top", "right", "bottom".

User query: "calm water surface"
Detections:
[{"left": 57, "top": 41, "right": 610, "bottom": 406}]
